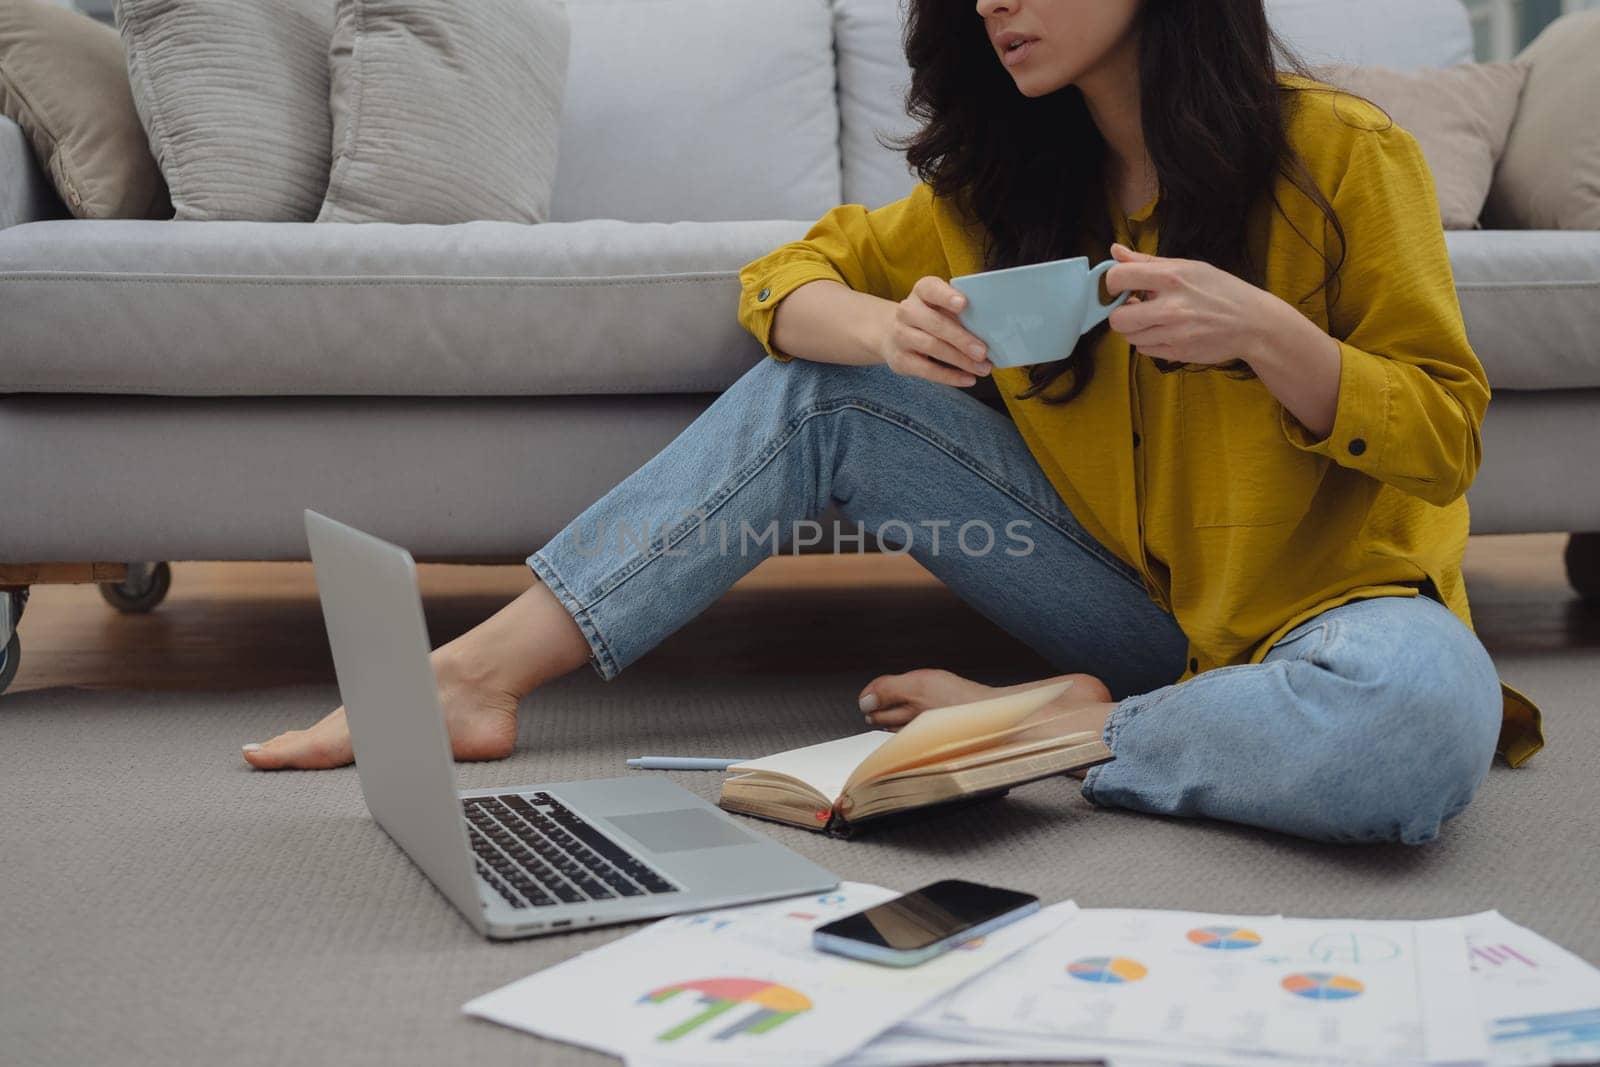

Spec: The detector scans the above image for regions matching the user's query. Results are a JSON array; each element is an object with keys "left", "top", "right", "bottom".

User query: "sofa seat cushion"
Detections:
[
  {"left": 1446, "top": 229, "right": 1600, "bottom": 391},
  {"left": 2, "top": 221, "right": 1595, "bottom": 398},
  {"left": 0, "top": 217, "right": 812, "bottom": 397}
]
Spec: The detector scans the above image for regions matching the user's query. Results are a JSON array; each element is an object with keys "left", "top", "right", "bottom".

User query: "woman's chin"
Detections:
[{"left": 1008, "top": 68, "right": 1077, "bottom": 99}]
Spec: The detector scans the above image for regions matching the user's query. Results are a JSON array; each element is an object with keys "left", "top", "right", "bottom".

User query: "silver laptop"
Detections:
[{"left": 304, "top": 509, "right": 838, "bottom": 940}]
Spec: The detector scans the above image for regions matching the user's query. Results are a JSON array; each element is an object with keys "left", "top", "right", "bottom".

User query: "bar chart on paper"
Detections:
[
  {"left": 1462, "top": 911, "right": 1600, "bottom": 1066},
  {"left": 642, "top": 978, "right": 813, "bottom": 1042},
  {"left": 461, "top": 882, "right": 1073, "bottom": 1065}
]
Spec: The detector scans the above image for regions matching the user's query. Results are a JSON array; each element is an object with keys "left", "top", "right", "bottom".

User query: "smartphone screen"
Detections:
[{"left": 814, "top": 880, "right": 1039, "bottom": 952}]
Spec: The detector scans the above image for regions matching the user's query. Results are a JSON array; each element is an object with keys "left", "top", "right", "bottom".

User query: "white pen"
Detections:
[{"left": 625, "top": 756, "right": 749, "bottom": 771}]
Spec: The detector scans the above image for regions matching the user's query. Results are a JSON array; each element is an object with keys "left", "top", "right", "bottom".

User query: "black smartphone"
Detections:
[{"left": 811, "top": 879, "right": 1041, "bottom": 967}]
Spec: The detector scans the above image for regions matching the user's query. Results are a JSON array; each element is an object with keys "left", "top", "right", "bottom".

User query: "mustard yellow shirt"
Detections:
[{"left": 736, "top": 77, "right": 1543, "bottom": 766}]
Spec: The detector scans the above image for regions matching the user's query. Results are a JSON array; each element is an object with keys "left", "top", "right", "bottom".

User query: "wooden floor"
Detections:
[{"left": 4, "top": 534, "right": 1595, "bottom": 694}]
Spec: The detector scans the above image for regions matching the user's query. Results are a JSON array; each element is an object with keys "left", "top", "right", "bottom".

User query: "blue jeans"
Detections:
[{"left": 527, "top": 357, "right": 1503, "bottom": 845}]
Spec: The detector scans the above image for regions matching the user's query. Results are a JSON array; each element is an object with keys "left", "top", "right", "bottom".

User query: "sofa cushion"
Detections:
[
  {"left": 318, "top": 0, "right": 569, "bottom": 225},
  {"left": 547, "top": 0, "right": 839, "bottom": 224},
  {"left": 3, "top": 219, "right": 1587, "bottom": 398},
  {"left": 833, "top": 0, "right": 920, "bottom": 212},
  {"left": 114, "top": 0, "right": 333, "bottom": 221},
  {"left": 833, "top": 0, "right": 1475, "bottom": 212},
  {"left": 0, "top": 216, "right": 813, "bottom": 397},
  {"left": 1484, "top": 9, "right": 1600, "bottom": 231},
  {"left": 1, "top": 220, "right": 1593, "bottom": 398},
  {"left": 1265, "top": 0, "right": 1472, "bottom": 68},
  {"left": 0, "top": 0, "right": 170, "bottom": 219},
  {"left": 1315, "top": 62, "right": 1527, "bottom": 230},
  {"left": 1445, "top": 229, "right": 1600, "bottom": 392},
  {"left": 0, "top": 114, "right": 62, "bottom": 229}
]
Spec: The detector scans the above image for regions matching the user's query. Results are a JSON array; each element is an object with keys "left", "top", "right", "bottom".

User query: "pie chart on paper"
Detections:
[
  {"left": 1067, "top": 956, "right": 1148, "bottom": 984},
  {"left": 1187, "top": 925, "right": 1263, "bottom": 950},
  {"left": 1281, "top": 972, "right": 1365, "bottom": 1000}
]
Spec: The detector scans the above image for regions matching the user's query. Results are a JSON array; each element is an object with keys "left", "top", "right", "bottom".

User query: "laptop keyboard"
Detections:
[{"left": 463, "top": 792, "right": 678, "bottom": 909}]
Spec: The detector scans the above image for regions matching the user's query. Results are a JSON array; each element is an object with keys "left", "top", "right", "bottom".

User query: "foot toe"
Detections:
[
  {"left": 1062, "top": 672, "right": 1113, "bottom": 704},
  {"left": 242, "top": 724, "right": 354, "bottom": 771},
  {"left": 859, "top": 668, "right": 949, "bottom": 712},
  {"left": 242, "top": 735, "right": 290, "bottom": 770},
  {"left": 864, "top": 704, "right": 921, "bottom": 730}
]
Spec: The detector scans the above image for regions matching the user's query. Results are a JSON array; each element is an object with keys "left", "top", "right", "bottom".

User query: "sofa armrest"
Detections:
[{"left": 0, "top": 115, "right": 64, "bottom": 230}]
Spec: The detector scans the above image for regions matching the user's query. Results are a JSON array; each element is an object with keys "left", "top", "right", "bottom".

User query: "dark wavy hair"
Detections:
[{"left": 883, "top": 0, "right": 1366, "bottom": 404}]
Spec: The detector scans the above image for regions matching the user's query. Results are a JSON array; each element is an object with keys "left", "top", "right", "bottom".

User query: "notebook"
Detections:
[{"left": 718, "top": 679, "right": 1112, "bottom": 837}]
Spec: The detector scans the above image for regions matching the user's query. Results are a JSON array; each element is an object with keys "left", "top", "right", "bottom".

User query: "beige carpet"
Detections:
[{"left": 1, "top": 650, "right": 1596, "bottom": 1066}]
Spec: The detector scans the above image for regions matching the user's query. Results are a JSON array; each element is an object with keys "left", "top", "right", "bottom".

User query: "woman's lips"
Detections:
[{"left": 1002, "top": 38, "right": 1038, "bottom": 68}]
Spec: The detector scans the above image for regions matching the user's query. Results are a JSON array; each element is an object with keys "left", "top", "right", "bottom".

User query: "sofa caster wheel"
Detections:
[
  {"left": 98, "top": 562, "right": 172, "bottom": 614},
  {"left": 0, "top": 632, "right": 19, "bottom": 694},
  {"left": 7, "top": 587, "right": 24, "bottom": 628},
  {"left": 1568, "top": 533, "right": 1600, "bottom": 605}
]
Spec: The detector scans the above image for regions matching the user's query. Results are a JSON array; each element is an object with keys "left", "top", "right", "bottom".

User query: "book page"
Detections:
[
  {"left": 841, "top": 678, "right": 1077, "bottom": 797},
  {"left": 876, "top": 729, "right": 1104, "bottom": 782},
  {"left": 726, "top": 732, "right": 892, "bottom": 806}
]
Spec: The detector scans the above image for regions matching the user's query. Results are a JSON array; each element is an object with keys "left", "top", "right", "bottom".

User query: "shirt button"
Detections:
[
  {"left": 1189, "top": 657, "right": 1199, "bottom": 673},
  {"left": 1348, "top": 438, "right": 1367, "bottom": 456},
  {"left": 1132, "top": 431, "right": 1141, "bottom": 448},
  {"left": 757, "top": 287, "right": 771, "bottom": 302}
]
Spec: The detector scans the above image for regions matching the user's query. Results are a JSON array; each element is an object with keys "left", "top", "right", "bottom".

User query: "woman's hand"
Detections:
[
  {"left": 1104, "top": 242, "right": 1343, "bottom": 437},
  {"left": 876, "top": 276, "right": 994, "bottom": 387},
  {"left": 1103, "top": 242, "right": 1279, "bottom": 366}
]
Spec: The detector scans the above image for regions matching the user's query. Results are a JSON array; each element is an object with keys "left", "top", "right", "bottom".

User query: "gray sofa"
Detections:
[{"left": 1, "top": 0, "right": 1596, "bottom": 692}]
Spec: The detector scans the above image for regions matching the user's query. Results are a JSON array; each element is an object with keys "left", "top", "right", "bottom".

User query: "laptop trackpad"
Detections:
[{"left": 606, "top": 809, "right": 755, "bottom": 853}]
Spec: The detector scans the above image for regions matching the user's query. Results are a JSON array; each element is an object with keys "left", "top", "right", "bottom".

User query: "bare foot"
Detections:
[
  {"left": 857, "top": 668, "right": 1112, "bottom": 730},
  {"left": 242, "top": 581, "right": 593, "bottom": 771},
  {"left": 241, "top": 646, "right": 523, "bottom": 770},
  {"left": 1013, "top": 697, "right": 1120, "bottom": 780}
]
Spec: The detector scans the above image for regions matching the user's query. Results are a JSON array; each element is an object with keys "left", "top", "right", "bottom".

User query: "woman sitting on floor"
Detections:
[{"left": 243, "top": 0, "right": 1542, "bottom": 845}]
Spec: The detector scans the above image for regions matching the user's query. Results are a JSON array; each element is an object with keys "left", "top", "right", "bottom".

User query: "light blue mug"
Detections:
[{"left": 950, "top": 256, "right": 1131, "bottom": 369}]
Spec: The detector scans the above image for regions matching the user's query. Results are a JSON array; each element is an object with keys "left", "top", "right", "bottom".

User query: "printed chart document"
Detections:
[
  {"left": 1456, "top": 910, "right": 1600, "bottom": 1066},
  {"left": 461, "top": 881, "right": 1073, "bottom": 1067},
  {"left": 902, "top": 907, "right": 1487, "bottom": 1066},
  {"left": 846, "top": 1027, "right": 1215, "bottom": 1067}
]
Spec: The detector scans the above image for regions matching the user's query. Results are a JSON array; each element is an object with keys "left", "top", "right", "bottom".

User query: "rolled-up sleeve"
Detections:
[
  {"left": 736, "top": 182, "right": 942, "bottom": 362},
  {"left": 1279, "top": 124, "right": 1490, "bottom": 506}
]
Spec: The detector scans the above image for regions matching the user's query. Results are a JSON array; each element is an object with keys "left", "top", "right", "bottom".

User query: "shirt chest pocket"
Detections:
[{"left": 1178, "top": 371, "right": 1326, "bottom": 528}]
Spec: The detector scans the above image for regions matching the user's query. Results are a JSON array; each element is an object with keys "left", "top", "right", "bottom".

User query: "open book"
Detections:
[{"left": 718, "top": 679, "right": 1111, "bottom": 837}]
